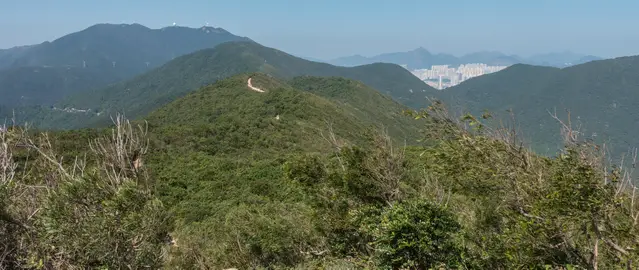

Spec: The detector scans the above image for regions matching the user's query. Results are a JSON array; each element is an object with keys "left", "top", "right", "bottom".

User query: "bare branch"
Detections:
[
  {"left": 89, "top": 114, "right": 150, "bottom": 187},
  {"left": 0, "top": 124, "right": 17, "bottom": 187},
  {"left": 319, "top": 120, "right": 345, "bottom": 172}
]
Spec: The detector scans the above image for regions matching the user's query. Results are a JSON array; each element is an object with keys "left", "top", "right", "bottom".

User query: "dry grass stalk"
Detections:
[
  {"left": 365, "top": 128, "right": 406, "bottom": 205},
  {"left": 0, "top": 123, "right": 16, "bottom": 187},
  {"left": 320, "top": 120, "right": 346, "bottom": 172},
  {"left": 89, "top": 114, "right": 149, "bottom": 187}
]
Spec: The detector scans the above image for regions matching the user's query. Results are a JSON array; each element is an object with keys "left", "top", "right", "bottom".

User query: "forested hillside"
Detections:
[
  {"left": 0, "top": 23, "right": 250, "bottom": 108},
  {"left": 0, "top": 45, "right": 33, "bottom": 69},
  {"left": 144, "top": 73, "right": 424, "bottom": 153},
  {"left": 3, "top": 73, "right": 639, "bottom": 269},
  {"left": 22, "top": 41, "right": 434, "bottom": 130},
  {"left": 0, "top": 66, "right": 127, "bottom": 107},
  {"left": 436, "top": 56, "right": 639, "bottom": 156}
]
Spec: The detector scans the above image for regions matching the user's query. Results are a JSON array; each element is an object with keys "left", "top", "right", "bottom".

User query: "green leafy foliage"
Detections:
[{"left": 358, "top": 200, "right": 463, "bottom": 269}]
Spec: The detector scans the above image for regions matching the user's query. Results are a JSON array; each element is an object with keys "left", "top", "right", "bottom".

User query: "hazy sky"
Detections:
[{"left": 1, "top": 0, "right": 638, "bottom": 59}]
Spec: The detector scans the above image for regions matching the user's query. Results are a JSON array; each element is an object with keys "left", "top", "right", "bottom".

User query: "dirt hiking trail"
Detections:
[{"left": 247, "top": 77, "right": 265, "bottom": 93}]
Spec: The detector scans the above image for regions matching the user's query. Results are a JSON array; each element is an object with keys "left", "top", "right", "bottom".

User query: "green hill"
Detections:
[
  {"left": 144, "top": 73, "right": 419, "bottom": 154},
  {"left": 436, "top": 56, "right": 639, "bottom": 156},
  {"left": 0, "top": 23, "right": 250, "bottom": 109},
  {"left": 5, "top": 69, "right": 639, "bottom": 269},
  {"left": 137, "top": 74, "right": 428, "bottom": 267},
  {"left": 145, "top": 74, "right": 423, "bottom": 152},
  {"left": 27, "top": 41, "right": 434, "bottom": 129},
  {"left": 288, "top": 76, "right": 421, "bottom": 141}
]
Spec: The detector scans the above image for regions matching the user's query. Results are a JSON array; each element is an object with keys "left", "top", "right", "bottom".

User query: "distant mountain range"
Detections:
[
  {"left": 10, "top": 41, "right": 434, "bottom": 130},
  {"left": 329, "top": 48, "right": 603, "bottom": 69},
  {"left": 0, "top": 23, "right": 252, "bottom": 71},
  {"left": 0, "top": 23, "right": 251, "bottom": 108}
]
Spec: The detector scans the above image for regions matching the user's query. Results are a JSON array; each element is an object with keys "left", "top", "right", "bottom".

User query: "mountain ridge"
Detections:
[
  {"left": 0, "top": 23, "right": 251, "bottom": 108},
  {"left": 330, "top": 48, "right": 602, "bottom": 69},
  {"left": 433, "top": 54, "right": 639, "bottom": 156},
  {"left": 5, "top": 23, "right": 251, "bottom": 71},
  {"left": 23, "top": 41, "right": 435, "bottom": 129}
]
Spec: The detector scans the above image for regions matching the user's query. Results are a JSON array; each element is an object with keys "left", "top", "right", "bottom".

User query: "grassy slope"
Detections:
[{"left": 288, "top": 76, "right": 422, "bottom": 142}]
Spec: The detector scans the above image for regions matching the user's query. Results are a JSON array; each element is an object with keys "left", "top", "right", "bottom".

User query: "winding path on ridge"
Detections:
[{"left": 247, "top": 77, "right": 265, "bottom": 93}]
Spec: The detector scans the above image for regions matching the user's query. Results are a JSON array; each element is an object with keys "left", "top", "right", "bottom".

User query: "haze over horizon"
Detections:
[{"left": 2, "top": 0, "right": 638, "bottom": 60}]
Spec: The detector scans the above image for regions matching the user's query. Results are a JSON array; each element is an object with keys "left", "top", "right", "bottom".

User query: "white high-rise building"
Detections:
[{"left": 410, "top": 63, "right": 509, "bottom": 89}]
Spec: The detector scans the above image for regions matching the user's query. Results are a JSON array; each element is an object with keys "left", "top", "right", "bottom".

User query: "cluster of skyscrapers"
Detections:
[{"left": 411, "top": 63, "right": 508, "bottom": 89}]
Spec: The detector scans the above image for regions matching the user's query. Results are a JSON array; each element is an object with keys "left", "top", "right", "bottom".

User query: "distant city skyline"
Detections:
[
  {"left": 411, "top": 64, "right": 508, "bottom": 90},
  {"left": 1, "top": 0, "right": 638, "bottom": 59}
]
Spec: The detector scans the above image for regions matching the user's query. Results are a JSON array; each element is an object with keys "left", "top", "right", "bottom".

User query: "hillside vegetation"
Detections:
[
  {"left": 0, "top": 45, "right": 33, "bottom": 69},
  {"left": 144, "top": 73, "right": 423, "bottom": 154},
  {"left": 3, "top": 72, "right": 639, "bottom": 269},
  {"left": 436, "top": 56, "right": 639, "bottom": 156},
  {"left": 29, "top": 41, "right": 434, "bottom": 129}
]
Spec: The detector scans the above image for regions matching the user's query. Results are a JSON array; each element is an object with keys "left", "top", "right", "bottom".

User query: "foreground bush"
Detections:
[
  {"left": 38, "top": 178, "right": 170, "bottom": 268},
  {"left": 5, "top": 102, "right": 639, "bottom": 269},
  {"left": 354, "top": 200, "right": 463, "bottom": 269},
  {"left": 410, "top": 103, "right": 639, "bottom": 269},
  {"left": 0, "top": 116, "right": 172, "bottom": 269}
]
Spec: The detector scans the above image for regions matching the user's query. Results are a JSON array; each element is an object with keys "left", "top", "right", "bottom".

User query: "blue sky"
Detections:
[{"left": 1, "top": 0, "right": 638, "bottom": 59}]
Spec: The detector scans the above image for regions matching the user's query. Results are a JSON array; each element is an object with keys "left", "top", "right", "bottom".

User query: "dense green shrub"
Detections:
[
  {"left": 166, "top": 201, "right": 322, "bottom": 269},
  {"left": 353, "top": 200, "right": 463, "bottom": 269},
  {"left": 283, "top": 154, "right": 327, "bottom": 187}
]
